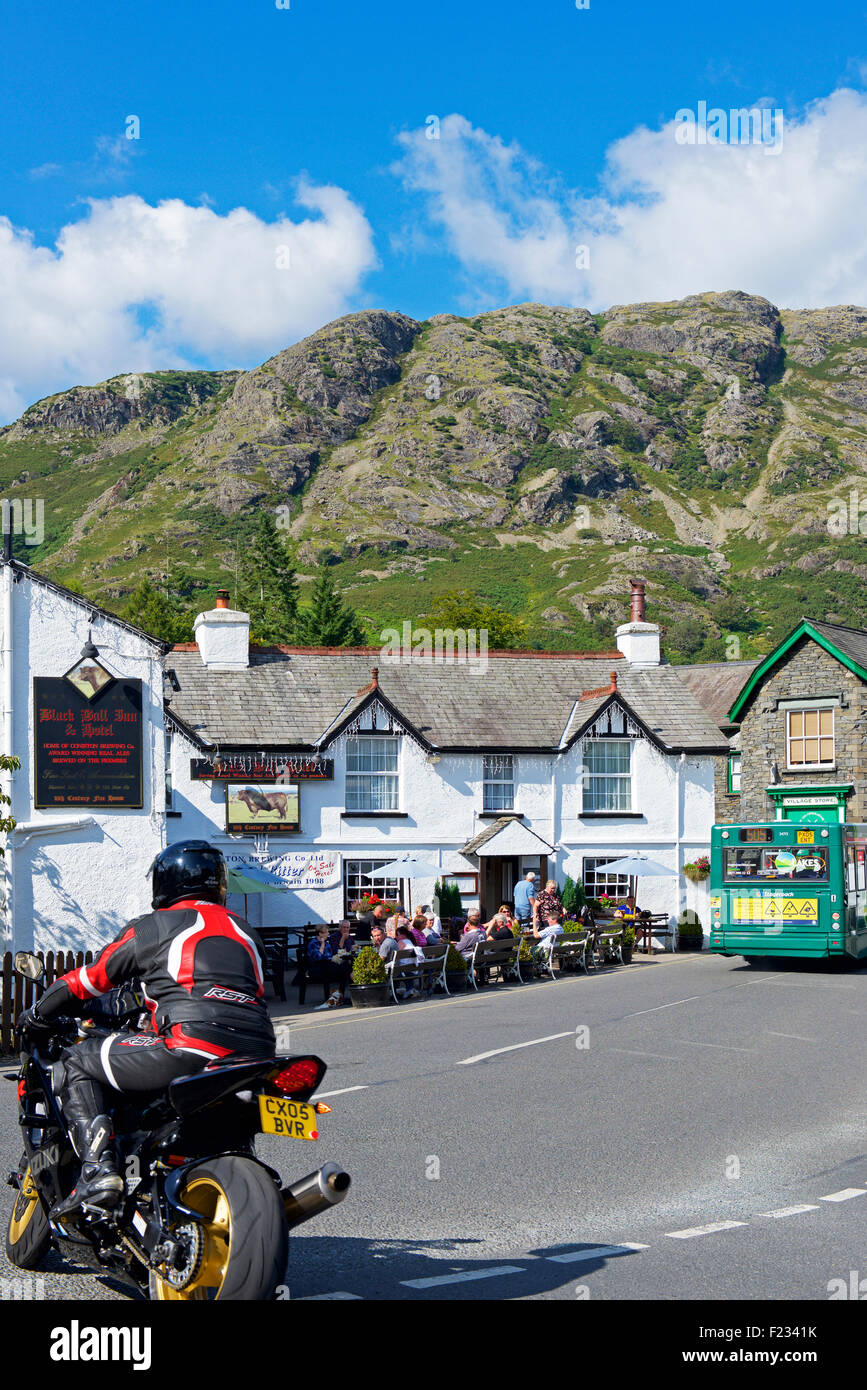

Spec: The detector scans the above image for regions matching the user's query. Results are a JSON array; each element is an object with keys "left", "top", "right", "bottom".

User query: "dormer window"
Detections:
[{"left": 346, "top": 735, "right": 400, "bottom": 811}]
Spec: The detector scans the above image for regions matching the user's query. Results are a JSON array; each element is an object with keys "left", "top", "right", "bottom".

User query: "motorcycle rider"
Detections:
[{"left": 17, "top": 840, "right": 276, "bottom": 1219}]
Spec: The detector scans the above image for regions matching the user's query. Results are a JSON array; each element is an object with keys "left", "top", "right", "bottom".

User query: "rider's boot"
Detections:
[{"left": 51, "top": 1080, "right": 124, "bottom": 1218}]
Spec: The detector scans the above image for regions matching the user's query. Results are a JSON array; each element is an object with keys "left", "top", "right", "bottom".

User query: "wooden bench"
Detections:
[
  {"left": 634, "top": 913, "right": 675, "bottom": 953},
  {"left": 386, "top": 943, "right": 449, "bottom": 1003},
  {"left": 256, "top": 926, "right": 294, "bottom": 1002},
  {"left": 554, "top": 932, "right": 593, "bottom": 975},
  {"left": 467, "top": 935, "right": 520, "bottom": 991},
  {"left": 595, "top": 927, "right": 624, "bottom": 967}
]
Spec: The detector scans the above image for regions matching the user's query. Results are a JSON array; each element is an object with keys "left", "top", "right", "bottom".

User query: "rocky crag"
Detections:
[{"left": 4, "top": 291, "right": 867, "bottom": 659}]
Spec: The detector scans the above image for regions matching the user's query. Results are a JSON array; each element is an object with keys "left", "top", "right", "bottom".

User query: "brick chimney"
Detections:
[
  {"left": 615, "top": 578, "right": 661, "bottom": 668},
  {"left": 194, "top": 590, "right": 250, "bottom": 670}
]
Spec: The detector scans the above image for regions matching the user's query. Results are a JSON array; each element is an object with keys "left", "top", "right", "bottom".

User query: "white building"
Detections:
[
  {"left": 0, "top": 564, "right": 728, "bottom": 953},
  {"left": 0, "top": 558, "right": 166, "bottom": 954}
]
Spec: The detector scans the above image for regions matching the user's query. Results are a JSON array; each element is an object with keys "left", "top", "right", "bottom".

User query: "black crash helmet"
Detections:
[{"left": 149, "top": 840, "right": 227, "bottom": 910}]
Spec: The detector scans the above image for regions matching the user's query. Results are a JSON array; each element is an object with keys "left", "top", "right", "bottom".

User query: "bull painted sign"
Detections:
[{"left": 226, "top": 781, "right": 300, "bottom": 835}]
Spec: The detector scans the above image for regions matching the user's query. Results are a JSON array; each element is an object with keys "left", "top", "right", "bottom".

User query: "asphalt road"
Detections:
[{"left": 2, "top": 951, "right": 866, "bottom": 1304}]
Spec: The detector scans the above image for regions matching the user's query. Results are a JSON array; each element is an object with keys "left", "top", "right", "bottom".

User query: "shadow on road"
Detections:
[{"left": 287, "top": 1233, "right": 644, "bottom": 1300}]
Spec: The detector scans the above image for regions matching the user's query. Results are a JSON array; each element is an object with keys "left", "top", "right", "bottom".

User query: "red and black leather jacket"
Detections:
[{"left": 35, "top": 899, "right": 275, "bottom": 1060}]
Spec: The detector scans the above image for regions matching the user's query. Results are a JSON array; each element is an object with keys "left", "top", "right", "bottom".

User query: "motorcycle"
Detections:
[{"left": 4, "top": 951, "right": 350, "bottom": 1300}]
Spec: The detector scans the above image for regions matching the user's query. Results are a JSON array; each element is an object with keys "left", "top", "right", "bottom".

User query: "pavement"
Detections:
[{"left": 2, "top": 950, "right": 866, "bottom": 1303}]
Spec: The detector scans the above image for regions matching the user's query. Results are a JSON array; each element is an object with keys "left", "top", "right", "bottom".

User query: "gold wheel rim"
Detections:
[
  {"left": 8, "top": 1168, "right": 40, "bottom": 1245},
  {"left": 151, "top": 1176, "right": 232, "bottom": 1301}
]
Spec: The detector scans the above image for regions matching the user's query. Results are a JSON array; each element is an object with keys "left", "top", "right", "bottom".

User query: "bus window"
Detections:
[
  {"left": 847, "top": 845, "right": 857, "bottom": 892},
  {"left": 857, "top": 847, "right": 867, "bottom": 893},
  {"left": 724, "top": 847, "right": 829, "bottom": 882}
]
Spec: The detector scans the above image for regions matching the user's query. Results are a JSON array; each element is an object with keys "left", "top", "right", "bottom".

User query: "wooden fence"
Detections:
[{"left": 1, "top": 950, "right": 94, "bottom": 1055}]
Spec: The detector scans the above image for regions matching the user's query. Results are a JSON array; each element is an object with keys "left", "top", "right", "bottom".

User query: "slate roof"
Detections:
[
  {"left": 806, "top": 620, "right": 867, "bottom": 674},
  {"left": 675, "top": 660, "right": 760, "bottom": 731},
  {"left": 163, "top": 646, "right": 732, "bottom": 754}
]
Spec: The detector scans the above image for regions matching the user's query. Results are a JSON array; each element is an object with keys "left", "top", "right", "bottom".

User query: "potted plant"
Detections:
[
  {"left": 620, "top": 922, "right": 635, "bottom": 963},
  {"left": 444, "top": 944, "right": 469, "bottom": 992},
  {"left": 683, "top": 855, "right": 711, "bottom": 883},
  {"left": 349, "top": 945, "right": 389, "bottom": 1007},
  {"left": 677, "top": 910, "right": 704, "bottom": 951}
]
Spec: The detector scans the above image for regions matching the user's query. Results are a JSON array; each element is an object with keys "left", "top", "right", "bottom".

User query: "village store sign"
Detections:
[{"left": 34, "top": 673, "right": 144, "bottom": 810}]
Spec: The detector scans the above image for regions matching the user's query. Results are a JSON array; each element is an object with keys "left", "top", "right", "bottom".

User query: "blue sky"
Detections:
[{"left": 1, "top": 0, "right": 866, "bottom": 417}]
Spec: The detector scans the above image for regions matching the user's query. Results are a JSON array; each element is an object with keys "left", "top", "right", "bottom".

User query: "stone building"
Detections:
[{"left": 724, "top": 620, "right": 867, "bottom": 825}]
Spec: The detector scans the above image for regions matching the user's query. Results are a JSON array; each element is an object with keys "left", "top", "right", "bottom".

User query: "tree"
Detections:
[
  {"left": 426, "top": 589, "right": 526, "bottom": 649},
  {"left": 0, "top": 752, "right": 21, "bottom": 856},
  {"left": 561, "top": 875, "right": 586, "bottom": 916},
  {"left": 295, "top": 570, "right": 365, "bottom": 647},
  {"left": 124, "top": 578, "right": 193, "bottom": 643},
  {"left": 666, "top": 616, "right": 707, "bottom": 658},
  {"left": 235, "top": 512, "right": 300, "bottom": 644}
]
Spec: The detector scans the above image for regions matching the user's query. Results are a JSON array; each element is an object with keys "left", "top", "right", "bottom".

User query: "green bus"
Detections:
[{"left": 709, "top": 821, "right": 867, "bottom": 962}]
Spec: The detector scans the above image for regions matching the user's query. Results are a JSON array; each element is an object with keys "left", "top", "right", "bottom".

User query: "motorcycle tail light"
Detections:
[
  {"left": 16, "top": 1080, "right": 25, "bottom": 1101},
  {"left": 270, "top": 1057, "right": 323, "bottom": 1096}
]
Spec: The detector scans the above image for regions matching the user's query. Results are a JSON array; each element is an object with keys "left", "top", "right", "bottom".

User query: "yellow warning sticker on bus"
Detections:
[{"left": 731, "top": 897, "right": 818, "bottom": 923}]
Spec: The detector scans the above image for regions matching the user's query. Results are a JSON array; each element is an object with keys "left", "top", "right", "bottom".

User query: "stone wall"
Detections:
[
  {"left": 713, "top": 747, "right": 741, "bottom": 823},
  {"left": 736, "top": 636, "right": 864, "bottom": 821}
]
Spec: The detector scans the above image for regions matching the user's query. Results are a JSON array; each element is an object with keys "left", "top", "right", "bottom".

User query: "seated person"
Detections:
[
  {"left": 371, "top": 924, "right": 398, "bottom": 962},
  {"left": 409, "top": 915, "right": 429, "bottom": 946},
  {"left": 456, "top": 910, "right": 485, "bottom": 958},
  {"left": 485, "top": 906, "right": 516, "bottom": 940},
  {"left": 422, "top": 914, "right": 442, "bottom": 943},
  {"left": 420, "top": 904, "right": 443, "bottom": 938},
  {"left": 329, "top": 920, "right": 354, "bottom": 955},
  {"left": 530, "top": 897, "right": 564, "bottom": 961},
  {"left": 307, "top": 925, "right": 352, "bottom": 1009},
  {"left": 395, "top": 923, "right": 424, "bottom": 957}
]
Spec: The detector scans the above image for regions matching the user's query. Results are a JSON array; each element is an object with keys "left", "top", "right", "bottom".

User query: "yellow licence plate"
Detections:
[
  {"left": 796, "top": 830, "right": 815, "bottom": 843},
  {"left": 258, "top": 1095, "right": 318, "bottom": 1140}
]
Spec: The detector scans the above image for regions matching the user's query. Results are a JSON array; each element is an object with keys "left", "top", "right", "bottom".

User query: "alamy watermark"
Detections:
[
  {"left": 2, "top": 498, "right": 44, "bottom": 547},
  {"left": 674, "top": 101, "right": 784, "bottom": 156},
  {"left": 379, "top": 621, "right": 489, "bottom": 675}
]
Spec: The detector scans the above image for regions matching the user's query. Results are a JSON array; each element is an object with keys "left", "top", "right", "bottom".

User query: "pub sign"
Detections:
[{"left": 34, "top": 675, "right": 144, "bottom": 809}]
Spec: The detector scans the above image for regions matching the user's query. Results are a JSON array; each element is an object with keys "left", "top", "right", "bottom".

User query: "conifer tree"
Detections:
[
  {"left": 295, "top": 570, "right": 365, "bottom": 647},
  {"left": 236, "top": 512, "right": 300, "bottom": 643}
]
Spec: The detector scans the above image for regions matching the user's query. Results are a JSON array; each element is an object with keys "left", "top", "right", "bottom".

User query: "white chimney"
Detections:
[
  {"left": 616, "top": 579, "right": 661, "bottom": 667},
  {"left": 194, "top": 589, "right": 250, "bottom": 670}
]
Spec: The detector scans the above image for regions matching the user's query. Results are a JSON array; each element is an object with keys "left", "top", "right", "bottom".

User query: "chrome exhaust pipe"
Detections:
[{"left": 282, "top": 1163, "right": 351, "bottom": 1229}]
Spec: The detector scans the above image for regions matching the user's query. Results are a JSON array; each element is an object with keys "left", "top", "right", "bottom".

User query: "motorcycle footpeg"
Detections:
[{"left": 6, "top": 1169, "right": 24, "bottom": 1189}]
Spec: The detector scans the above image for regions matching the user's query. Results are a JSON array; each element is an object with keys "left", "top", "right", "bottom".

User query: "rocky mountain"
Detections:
[{"left": 4, "top": 291, "right": 867, "bottom": 660}]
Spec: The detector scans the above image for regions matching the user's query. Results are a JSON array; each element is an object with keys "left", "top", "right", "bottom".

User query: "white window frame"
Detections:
[
  {"left": 582, "top": 738, "right": 633, "bottom": 813},
  {"left": 483, "top": 754, "right": 515, "bottom": 812},
  {"left": 583, "top": 857, "right": 635, "bottom": 902},
  {"left": 728, "top": 751, "right": 742, "bottom": 794},
  {"left": 344, "top": 859, "right": 401, "bottom": 917},
  {"left": 345, "top": 735, "right": 400, "bottom": 812},
  {"left": 785, "top": 707, "right": 835, "bottom": 772},
  {"left": 165, "top": 730, "right": 174, "bottom": 811}
]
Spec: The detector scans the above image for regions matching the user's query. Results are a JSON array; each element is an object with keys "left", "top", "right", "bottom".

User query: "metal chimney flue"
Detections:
[
  {"left": 215, "top": 589, "right": 231, "bottom": 610},
  {"left": 629, "top": 579, "right": 646, "bottom": 624}
]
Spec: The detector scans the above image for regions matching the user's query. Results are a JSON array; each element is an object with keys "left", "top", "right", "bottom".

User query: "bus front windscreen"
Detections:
[{"left": 723, "top": 846, "right": 830, "bottom": 882}]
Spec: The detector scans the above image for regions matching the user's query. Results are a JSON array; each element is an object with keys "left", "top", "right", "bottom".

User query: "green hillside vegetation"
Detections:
[{"left": 2, "top": 294, "right": 867, "bottom": 661}]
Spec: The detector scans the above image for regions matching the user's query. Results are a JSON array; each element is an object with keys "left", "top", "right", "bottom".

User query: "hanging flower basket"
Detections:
[{"left": 683, "top": 856, "right": 711, "bottom": 883}]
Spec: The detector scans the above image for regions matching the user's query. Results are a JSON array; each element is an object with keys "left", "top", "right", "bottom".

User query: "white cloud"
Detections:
[
  {"left": 0, "top": 182, "right": 376, "bottom": 422},
  {"left": 394, "top": 92, "right": 867, "bottom": 313}
]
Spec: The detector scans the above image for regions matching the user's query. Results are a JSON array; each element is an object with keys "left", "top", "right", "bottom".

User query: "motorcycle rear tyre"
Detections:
[{"left": 149, "top": 1155, "right": 288, "bottom": 1301}]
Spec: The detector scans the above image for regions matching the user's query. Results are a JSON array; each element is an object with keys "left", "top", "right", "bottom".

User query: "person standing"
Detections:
[
  {"left": 513, "top": 872, "right": 537, "bottom": 930},
  {"left": 533, "top": 880, "right": 565, "bottom": 932}
]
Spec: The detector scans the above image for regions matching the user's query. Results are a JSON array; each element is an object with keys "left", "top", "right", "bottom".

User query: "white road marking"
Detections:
[
  {"left": 313, "top": 1085, "right": 369, "bottom": 1099},
  {"left": 547, "top": 1243, "right": 648, "bottom": 1264},
  {"left": 819, "top": 1188, "right": 867, "bottom": 1203},
  {"left": 759, "top": 1205, "right": 820, "bottom": 1219},
  {"left": 621, "top": 994, "right": 706, "bottom": 1019},
  {"left": 666, "top": 1221, "right": 747, "bottom": 1239},
  {"left": 299, "top": 1291, "right": 363, "bottom": 1300},
  {"left": 764, "top": 1031, "right": 815, "bottom": 1042},
  {"left": 400, "top": 1265, "right": 525, "bottom": 1289},
  {"left": 609, "top": 1047, "right": 679, "bottom": 1062},
  {"left": 668, "top": 1038, "right": 756, "bottom": 1054},
  {"left": 457, "top": 1032, "right": 574, "bottom": 1065}
]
